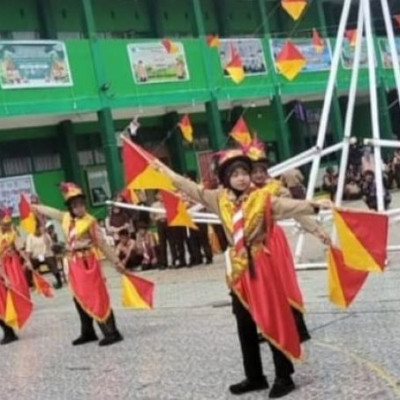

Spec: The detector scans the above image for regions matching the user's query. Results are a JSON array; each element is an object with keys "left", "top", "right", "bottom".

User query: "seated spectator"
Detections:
[
  {"left": 362, "top": 171, "right": 391, "bottom": 211},
  {"left": 45, "top": 221, "right": 65, "bottom": 256},
  {"left": 106, "top": 195, "right": 133, "bottom": 244},
  {"left": 134, "top": 222, "right": 158, "bottom": 270},
  {"left": 280, "top": 168, "right": 306, "bottom": 199},
  {"left": 116, "top": 230, "right": 142, "bottom": 270},
  {"left": 322, "top": 167, "right": 338, "bottom": 200},
  {"left": 26, "top": 225, "right": 62, "bottom": 289}
]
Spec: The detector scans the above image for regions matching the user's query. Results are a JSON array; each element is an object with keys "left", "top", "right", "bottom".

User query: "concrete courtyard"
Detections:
[{"left": 1, "top": 195, "right": 400, "bottom": 400}]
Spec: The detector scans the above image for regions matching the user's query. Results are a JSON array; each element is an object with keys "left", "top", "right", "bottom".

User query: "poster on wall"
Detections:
[
  {"left": 341, "top": 39, "right": 374, "bottom": 69},
  {"left": 127, "top": 41, "right": 190, "bottom": 84},
  {"left": 0, "top": 41, "right": 73, "bottom": 89},
  {"left": 219, "top": 38, "right": 267, "bottom": 77},
  {"left": 270, "top": 38, "right": 332, "bottom": 73},
  {"left": 379, "top": 38, "right": 400, "bottom": 69},
  {"left": 0, "top": 175, "right": 36, "bottom": 216},
  {"left": 86, "top": 168, "right": 111, "bottom": 207}
]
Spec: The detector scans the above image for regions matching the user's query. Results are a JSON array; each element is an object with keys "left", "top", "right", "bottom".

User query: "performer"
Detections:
[
  {"left": 32, "top": 183, "right": 124, "bottom": 346},
  {"left": 0, "top": 207, "right": 32, "bottom": 345},
  {"left": 153, "top": 150, "right": 332, "bottom": 398},
  {"left": 248, "top": 141, "right": 330, "bottom": 343}
]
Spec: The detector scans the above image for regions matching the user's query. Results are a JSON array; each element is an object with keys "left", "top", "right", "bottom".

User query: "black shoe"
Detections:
[
  {"left": 205, "top": 259, "right": 213, "bottom": 265},
  {"left": 1, "top": 334, "right": 18, "bottom": 345},
  {"left": 229, "top": 377, "right": 269, "bottom": 395},
  {"left": 72, "top": 333, "right": 98, "bottom": 346},
  {"left": 53, "top": 282, "right": 62, "bottom": 290},
  {"left": 98, "top": 332, "right": 124, "bottom": 347},
  {"left": 269, "top": 377, "right": 295, "bottom": 399}
]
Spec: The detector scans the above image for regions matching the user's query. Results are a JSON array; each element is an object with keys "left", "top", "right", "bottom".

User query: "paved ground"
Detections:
[{"left": 1, "top": 196, "right": 400, "bottom": 400}]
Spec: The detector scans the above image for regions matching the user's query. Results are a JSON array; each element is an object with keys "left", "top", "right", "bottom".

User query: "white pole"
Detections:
[
  {"left": 364, "top": 138, "right": 400, "bottom": 149},
  {"left": 363, "top": 0, "right": 385, "bottom": 212},
  {"left": 305, "top": 0, "right": 354, "bottom": 201},
  {"left": 380, "top": 0, "right": 400, "bottom": 112},
  {"left": 270, "top": 142, "right": 347, "bottom": 177},
  {"left": 295, "top": 0, "right": 353, "bottom": 261},
  {"left": 335, "top": 2, "right": 364, "bottom": 208},
  {"left": 271, "top": 146, "right": 318, "bottom": 170}
]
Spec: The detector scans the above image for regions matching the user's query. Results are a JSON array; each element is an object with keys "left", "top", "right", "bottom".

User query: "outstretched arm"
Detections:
[
  {"left": 32, "top": 205, "right": 64, "bottom": 222},
  {"left": 271, "top": 196, "right": 332, "bottom": 221},
  {"left": 152, "top": 160, "right": 221, "bottom": 215}
]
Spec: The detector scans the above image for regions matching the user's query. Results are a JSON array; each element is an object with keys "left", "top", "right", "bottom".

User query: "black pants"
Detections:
[
  {"left": 169, "top": 226, "right": 186, "bottom": 266},
  {"left": 232, "top": 293, "right": 294, "bottom": 381},
  {"left": 188, "top": 224, "right": 213, "bottom": 264},
  {"left": 156, "top": 220, "right": 171, "bottom": 267},
  {"left": 74, "top": 299, "right": 119, "bottom": 338},
  {"left": 0, "top": 319, "right": 16, "bottom": 339},
  {"left": 28, "top": 257, "right": 62, "bottom": 286}
]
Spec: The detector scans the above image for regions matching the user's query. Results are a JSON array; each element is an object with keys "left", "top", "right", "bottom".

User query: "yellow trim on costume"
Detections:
[
  {"left": 62, "top": 213, "right": 96, "bottom": 239},
  {"left": 0, "top": 229, "right": 17, "bottom": 252}
]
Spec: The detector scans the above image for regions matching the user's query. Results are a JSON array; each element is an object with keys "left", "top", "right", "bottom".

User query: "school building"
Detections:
[{"left": 0, "top": 0, "right": 399, "bottom": 215}]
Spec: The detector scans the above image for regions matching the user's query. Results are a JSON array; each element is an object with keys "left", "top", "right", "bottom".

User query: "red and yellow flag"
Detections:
[
  {"left": 334, "top": 209, "right": 388, "bottom": 273},
  {"left": 312, "top": 28, "right": 324, "bottom": 53},
  {"left": 281, "top": 0, "right": 307, "bottom": 21},
  {"left": 19, "top": 193, "right": 37, "bottom": 234},
  {"left": 276, "top": 40, "right": 306, "bottom": 81},
  {"left": 207, "top": 34, "right": 220, "bottom": 48},
  {"left": 178, "top": 114, "right": 194, "bottom": 143},
  {"left": 120, "top": 187, "right": 139, "bottom": 204},
  {"left": 122, "top": 272, "right": 154, "bottom": 309},
  {"left": 161, "top": 190, "right": 197, "bottom": 229},
  {"left": 345, "top": 29, "right": 357, "bottom": 46},
  {"left": 162, "top": 39, "right": 179, "bottom": 54},
  {"left": 328, "top": 247, "right": 369, "bottom": 309},
  {"left": 226, "top": 45, "right": 245, "bottom": 84},
  {"left": 5, "top": 288, "right": 33, "bottom": 330},
  {"left": 33, "top": 271, "right": 54, "bottom": 298},
  {"left": 230, "top": 116, "right": 252, "bottom": 146},
  {"left": 122, "top": 137, "right": 175, "bottom": 191}
]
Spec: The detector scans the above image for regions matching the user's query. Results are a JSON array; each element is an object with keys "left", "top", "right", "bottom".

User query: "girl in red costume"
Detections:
[
  {"left": 0, "top": 207, "right": 33, "bottom": 344},
  {"left": 33, "top": 183, "right": 125, "bottom": 346},
  {"left": 246, "top": 140, "right": 330, "bottom": 343},
  {"left": 153, "top": 150, "right": 332, "bottom": 398}
]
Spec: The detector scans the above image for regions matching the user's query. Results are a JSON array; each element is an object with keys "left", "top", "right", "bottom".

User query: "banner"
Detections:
[
  {"left": 86, "top": 167, "right": 111, "bottom": 206},
  {"left": 219, "top": 38, "right": 267, "bottom": 77},
  {"left": 271, "top": 38, "right": 332, "bottom": 73},
  {"left": 341, "top": 39, "right": 374, "bottom": 70},
  {"left": 0, "top": 41, "right": 73, "bottom": 89},
  {"left": 0, "top": 175, "right": 35, "bottom": 216},
  {"left": 379, "top": 38, "right": 400, "bottom": 69},
  {"left": 127, "top": 41, "right": 189, "bottom": 84}
]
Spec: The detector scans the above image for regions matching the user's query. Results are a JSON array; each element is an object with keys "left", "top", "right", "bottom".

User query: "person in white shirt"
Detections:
[{"left": 26, "top": 225, "right": 62, "bottom": 289}]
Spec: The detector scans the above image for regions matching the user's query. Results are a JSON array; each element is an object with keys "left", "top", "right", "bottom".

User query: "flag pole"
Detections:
[
  {"left": 331, "top": 1, "right": 365, "bottom": 245},
  {"left": 363, "top": 0, "right": 385, "bottom": 212},
  {"left": 380, "top": 0, "right": 400, "bottom": 113},
  {"left": 294, "top": 0, "right": 354, "bottom": 261}
]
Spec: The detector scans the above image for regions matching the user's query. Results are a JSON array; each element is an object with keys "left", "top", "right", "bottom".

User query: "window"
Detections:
[
  {"left": 0, "top": 141, "right": 32, "bottom": 177},
  {"left": 31, "top": 138, "right": 62, "bottom": 172}
]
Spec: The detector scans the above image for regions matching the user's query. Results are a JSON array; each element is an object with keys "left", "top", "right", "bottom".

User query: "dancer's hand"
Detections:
[
  {"left": 313, "top": 199, "right": 334, "bottom": 210},
  {"left": 315, "top": 229, "right": 332, "bottom": 246}
]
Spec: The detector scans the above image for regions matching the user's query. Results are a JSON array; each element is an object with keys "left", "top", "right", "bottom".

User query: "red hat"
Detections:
[
  {"left": 0, "top": 207, "right": 12, "bottom": 224},
  {"left": 60, "top": 182, "right": 84, "bottom": 202}
]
